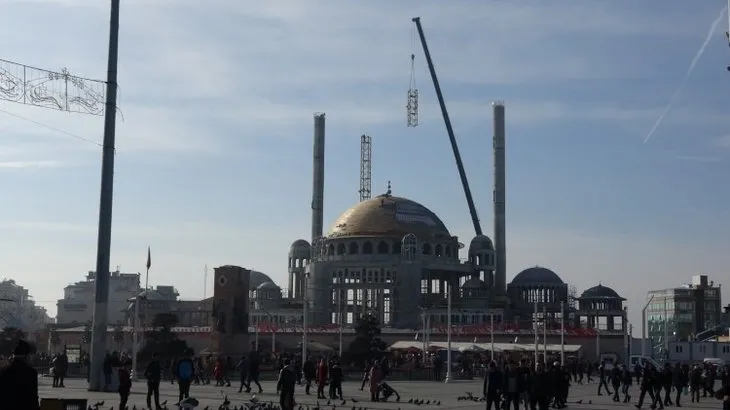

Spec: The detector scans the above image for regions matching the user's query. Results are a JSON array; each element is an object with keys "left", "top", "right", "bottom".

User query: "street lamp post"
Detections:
[{"left": 444, "top": 283, "right": 452, "bottom": 383}]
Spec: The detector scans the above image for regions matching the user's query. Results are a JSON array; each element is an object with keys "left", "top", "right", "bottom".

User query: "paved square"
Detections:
[{"left": 38, "top": 378, "right": 722, "bottom": 410}]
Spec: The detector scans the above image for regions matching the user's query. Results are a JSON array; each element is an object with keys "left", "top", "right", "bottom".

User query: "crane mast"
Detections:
[
  {"left": 359, "top": 134, "right": 372, "bottom": 201},
  {"left": 411, "top": 17, "right": 482, "bottom": 236}
]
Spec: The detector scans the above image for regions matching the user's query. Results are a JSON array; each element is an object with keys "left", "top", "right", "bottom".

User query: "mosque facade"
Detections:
[{"left": 246, "top": 189, "right": 628, "bottom": 335}]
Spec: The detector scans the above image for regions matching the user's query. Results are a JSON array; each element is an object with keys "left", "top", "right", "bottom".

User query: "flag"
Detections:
[{"left": 146, "top": 246, "right": 151, "bottom": 270}]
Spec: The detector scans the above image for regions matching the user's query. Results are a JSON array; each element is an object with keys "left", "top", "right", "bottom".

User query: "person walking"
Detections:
[
  {"left": 144, "top": 352, "right": 162, "bottom": 410},
  {"left": 176, "top": 350, "right": 196, "bottom": 403},
  {"left": 277, "top": 359, "right": 297, "bottom": 410}
]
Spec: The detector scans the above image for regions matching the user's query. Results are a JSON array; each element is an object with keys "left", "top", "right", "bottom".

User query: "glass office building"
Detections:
[{"left": 646, "top": 275, "right": 722, "bottom": 357}]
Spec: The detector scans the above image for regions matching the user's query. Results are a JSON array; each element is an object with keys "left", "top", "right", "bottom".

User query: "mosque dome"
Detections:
[
  {"left": 328, "top": 192, "right": 450, "bottom": 240},
  {"left": 580, "top": 284, "right": 622, "bottom": 299},
  {"left": 249, "top": 271, "right": 275, "bottom": 290},
  {"left": 511, "top": 267, "right": 564, "bottom": 285},
  {"left": 469, "top": 235, "right": 494, "bottom": 252},
  {"left": 289, "top": 239, "right": 311, "bottom": 257}
]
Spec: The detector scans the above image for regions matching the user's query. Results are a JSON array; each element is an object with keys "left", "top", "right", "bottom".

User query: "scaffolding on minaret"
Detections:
[
  {"left": 359, "top": 135, "right": 372, "bottom": 201},
  {"left": 407, "top": 53, "right": 419, "bottom": 127}
]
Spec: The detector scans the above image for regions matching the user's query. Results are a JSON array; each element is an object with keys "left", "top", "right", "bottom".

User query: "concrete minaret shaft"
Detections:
[
  {"left": 311, "top": 113, "right": 326, "bottom": 242},
  {"left": 492, "top": 102, "right": 507, "bottom": 296}
]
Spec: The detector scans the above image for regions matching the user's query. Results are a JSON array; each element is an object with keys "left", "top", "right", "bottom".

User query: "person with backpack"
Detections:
[{"left": 176, "top": 350, "right": 196, "bottom": 403}]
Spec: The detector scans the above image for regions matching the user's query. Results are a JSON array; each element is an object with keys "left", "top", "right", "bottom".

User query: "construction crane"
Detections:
[
  {"left": 411, "top": 17, "right": 482, "bottom": 236},
  {"left": 359, "top": 135, "right": 372, "bottom": 201}
]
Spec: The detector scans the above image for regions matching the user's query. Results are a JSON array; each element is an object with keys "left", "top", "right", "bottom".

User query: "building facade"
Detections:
[
  {"left": 0, "top": 279, "right": 52, "bottom": 331},
  {"left": 56, "top": 270, "right": 140, "bottom": 325},
  {"left": 647, "top": 275, "right": 723, "bottom": 356}
]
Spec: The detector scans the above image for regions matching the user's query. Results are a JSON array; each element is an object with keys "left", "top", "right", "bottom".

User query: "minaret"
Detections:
[
  {"left": 492, "top": 102, "right": 507, "bottom": 296},
  {"left": 311, "top": 113, "right": 326, "bottom": 242}
]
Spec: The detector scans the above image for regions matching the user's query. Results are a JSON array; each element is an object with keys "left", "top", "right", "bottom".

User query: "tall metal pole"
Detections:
[
  {"left": 595, "top": 313, "right": 601, "bottom": 360},
  {"left": 663, "top": 298, "right": 669, "bottom": 358},
  {"left": 533, "top": 300, "right": 538, "bottom": 368},
  {"left": 641, "top": 295, "right": 655, "bottom": 357},
  {"left": 490, "top": 313, "right": 495, "bottom": 361},
  {"left": 444, "top": 283, "right": 452, "bottom": 383},
  {"left": 560, "top": 301, "right": 565, "bottom": 367},
  {"left": 543, "top": 304, "right": 547, "bottom": 359},
  {"left": 89, "top": 0, "right": 121, "bottom": 391},
  {"left": 131, "top": 294, "right": 139, "bottom": 381}
]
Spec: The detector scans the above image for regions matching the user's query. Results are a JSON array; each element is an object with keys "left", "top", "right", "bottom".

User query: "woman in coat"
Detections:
[
  {"left": 369, "top": 361, "right": 384, "bottom": 402},
  {"left": 316, "top": 358, "right": 328, "bottom": 399}
]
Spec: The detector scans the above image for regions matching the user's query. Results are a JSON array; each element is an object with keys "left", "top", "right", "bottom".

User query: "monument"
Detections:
[{"left": 210, "top": 265, "right": 251, "bottom": 355}]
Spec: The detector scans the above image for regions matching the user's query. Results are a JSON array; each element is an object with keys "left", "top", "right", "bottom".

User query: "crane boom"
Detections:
[{"left": 411, "top": 17, "right": 482, "bottom": 236}]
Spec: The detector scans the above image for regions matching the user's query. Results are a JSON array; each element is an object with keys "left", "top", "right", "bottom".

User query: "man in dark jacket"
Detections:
[
  {"left": 144, "top": 352, "right": 162, "bottom": 410},
  {"left": 529, "top": 362, "right": 550, "bottom": 410},
  {"left": 302, "top": 358, "right": 316, "bottom": 395},
  {"left": 483, "top": 361, "right": 503, "bottom": 410},
  {"left": 0, "top": 340, "right": 40, "bottom": 410},
  {"left": 277, "top": 359, "right": 297, "bottom": 410}
]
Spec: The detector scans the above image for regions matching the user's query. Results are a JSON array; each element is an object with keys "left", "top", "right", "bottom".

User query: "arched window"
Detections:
[
  {"left": 348, "top": 242, "right": 359, "bottom": 255},
  {"left": 328, "top": 244, "right": 335, "bottom": 255},
  {"left": 336, "top": 243, "right": 346, "bottom": 255},
  {"left": 422, "top": 243, "right": 432, "bottom": 255},
  {"left": 434, "top": 244, "right": 443, "bottom": 257},
  {"left": 363, "top": 241, "right": 373, "bottom": 254},
  {"left": 377, "top": 241, "right": 389, "bottom": 254}
]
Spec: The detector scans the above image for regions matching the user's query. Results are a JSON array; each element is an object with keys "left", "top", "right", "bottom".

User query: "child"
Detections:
[{"left": 119, "top": 360, "right": 132, "bottom": 410}]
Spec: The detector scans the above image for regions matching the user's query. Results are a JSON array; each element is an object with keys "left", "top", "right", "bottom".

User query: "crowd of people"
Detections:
[
  {"left": 3, "top": 339, "right": 730, "bottom": 410},
  {"left": 480, "top": 357, "right": 730, "bottom": 410}
]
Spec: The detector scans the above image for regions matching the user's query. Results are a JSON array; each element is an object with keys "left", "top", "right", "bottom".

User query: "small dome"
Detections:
[
  {"left": 290, "top": 239, "right": 310, "bottom": 250},
  {"left": 249, "top": 271, "right": 275, "bottom": 290},
  {"left": 257, "top": 281, "right": 280, "bottom": 290},
  {"left": 463, "top": 277, "right": 488, "bottom": 289},
  {"left": 468, "top": 235, "right": 494, "bottom": 252},
  {"left": 289, "top": 239, "right": 311, "bottom": 257},
  {"left": 511, "top": 267, "right": 563, "bottom": 285},
  {"left": 581, "top": 284, "right": 622, "bottom": 299}
]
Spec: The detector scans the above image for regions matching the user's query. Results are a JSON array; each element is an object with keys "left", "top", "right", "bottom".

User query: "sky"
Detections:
[{"left": 0, "top": 0, "right": 729, "bottom": 330}]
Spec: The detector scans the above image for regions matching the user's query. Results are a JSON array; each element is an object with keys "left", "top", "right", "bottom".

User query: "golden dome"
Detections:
[{"left": 328, "top": 194, "right": 451, "bottom": 240}]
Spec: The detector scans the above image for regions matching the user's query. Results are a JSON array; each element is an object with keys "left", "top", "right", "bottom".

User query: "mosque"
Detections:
[{"left": 207, "top": 111, "right": 629, "bottom": 358}]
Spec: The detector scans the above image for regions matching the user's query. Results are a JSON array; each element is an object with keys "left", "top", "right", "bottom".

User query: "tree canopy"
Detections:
[
  {"left": 139, "top": 313, "right": 189, "bottom": 361},
  {"left": 345, "top": 314, "right": 386, "bottom": 365}
]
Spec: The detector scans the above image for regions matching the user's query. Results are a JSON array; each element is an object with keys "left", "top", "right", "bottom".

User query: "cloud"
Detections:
[{"left": 0, "top": 0, "right": 724, "bottom": 160}]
